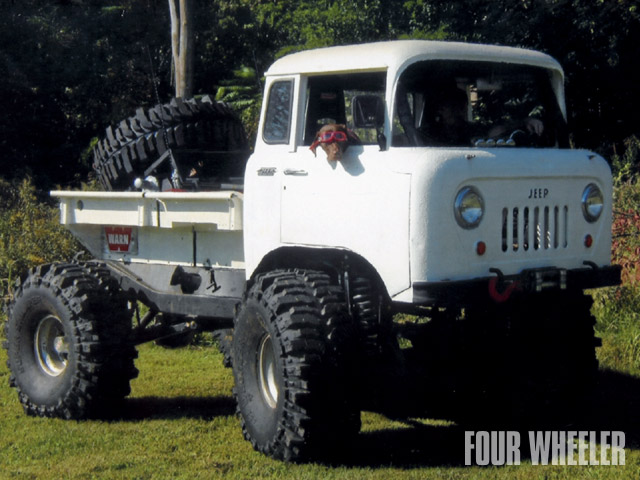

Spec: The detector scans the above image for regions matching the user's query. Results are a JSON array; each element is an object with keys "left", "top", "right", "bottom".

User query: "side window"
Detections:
[
  {"left": 263, "top": 80, "right": 293, "bottom": 144},
  {"left": 304, "top": 72, "right": 386, "bottom": 146}
]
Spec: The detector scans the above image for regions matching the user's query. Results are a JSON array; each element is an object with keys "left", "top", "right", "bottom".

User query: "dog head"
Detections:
[{"left": 309, "top": 124, "right": 350, "bottom": 161}]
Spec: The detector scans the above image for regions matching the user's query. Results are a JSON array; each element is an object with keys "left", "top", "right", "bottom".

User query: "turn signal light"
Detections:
[
  {"left": 476, "top": 241, "right": 487, "bottom": 256},
  {"left": 584, "top": 234, "right": 593, "bottom": 248}
]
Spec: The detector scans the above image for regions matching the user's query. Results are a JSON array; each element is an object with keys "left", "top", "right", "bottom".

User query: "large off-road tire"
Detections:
[
  {"left": 349, "top": 274, "right": 405, "bottom": 414},
  {"left": 3, "top": 263, "right": 137, "bottom": 419},
  {"left": 232, "top": 269, "right": 360, "bottom": 462},
  {"left": 154, "top": 331, "right": 197, "bottom": 349},
  {"left": 92, "top": 96, "right": 249, "bottom": 191},
  {"left": 152, "top": 314, "right": 197, "bottom": 349},
  {"left": 405, "top": 290, "right": 599, "bottom": 421},
  {"left": 213, "top": 328, "right": 233, "bottom": 368},
  {"left": 514, "top": 290, "right": 599, "bottom": 394},
  {"left": 460, "top": 290, "right": 599, "bottom": 414}
]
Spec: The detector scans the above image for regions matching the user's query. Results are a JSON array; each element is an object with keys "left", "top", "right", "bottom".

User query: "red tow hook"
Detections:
[{"left": 488, "top": 268, "right": 519, "bottom": 303}]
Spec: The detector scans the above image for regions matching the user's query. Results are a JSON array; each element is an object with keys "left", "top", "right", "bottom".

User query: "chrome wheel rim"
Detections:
[
  {"left": 258, "top": 334, "right": 279, "bottom": 409},
  {"left": 34, "top": 315, "right": 69, "bottom": 377}
]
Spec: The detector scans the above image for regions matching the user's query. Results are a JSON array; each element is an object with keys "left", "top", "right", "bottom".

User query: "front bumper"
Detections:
[{"left": 412, "top": 264, "right": 622, "bottom": 306}]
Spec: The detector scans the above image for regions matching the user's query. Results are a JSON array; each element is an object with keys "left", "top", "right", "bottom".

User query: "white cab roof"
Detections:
[{"left": 266, "top": 40, "right": 563, "bottom": 78}]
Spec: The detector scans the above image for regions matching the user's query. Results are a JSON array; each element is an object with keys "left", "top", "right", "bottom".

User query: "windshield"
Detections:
[{"left": 393, "top": 60, "right": 568, "bottom": 148}]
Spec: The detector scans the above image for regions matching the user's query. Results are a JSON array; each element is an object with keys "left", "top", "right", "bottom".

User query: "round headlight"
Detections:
[
  {"left": 454, "top": 186, "right": 484, "bottom": 229},
  {"left": 582, "top": 183, "right": 604, "bottom": 223}
]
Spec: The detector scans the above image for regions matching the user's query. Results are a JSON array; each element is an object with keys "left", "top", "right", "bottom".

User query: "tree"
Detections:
[
  {"left": 0, "top": 0, "right": 638, "bottom": 190},
  {"left": 0, "top": 2, "right": 170, "bottom": 187},
  {"left": 168, "top": 0, "right": 193, "bottom": 98}
]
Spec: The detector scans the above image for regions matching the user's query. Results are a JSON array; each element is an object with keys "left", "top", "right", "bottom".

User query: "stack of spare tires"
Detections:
[{"left": 92, "top": 96, "right": 249, "bottom": 191}]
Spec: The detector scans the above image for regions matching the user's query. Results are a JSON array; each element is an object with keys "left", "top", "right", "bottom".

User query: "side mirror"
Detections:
[
  {"left": 351, "top": 95, "right": 385, "bottom": 129},
  {"left": 351, "top": 95, "right": 386, "bottom": 150}
]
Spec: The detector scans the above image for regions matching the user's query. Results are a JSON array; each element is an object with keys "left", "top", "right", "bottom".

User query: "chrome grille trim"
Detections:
[{"left": 501, "top": 205, "right": 568, "bottom": 252}]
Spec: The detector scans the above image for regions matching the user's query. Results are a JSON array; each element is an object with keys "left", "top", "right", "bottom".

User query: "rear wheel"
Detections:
[
  {"left": 4, "top": 263, "right": 137, "bottom": 419},
  {"left": 232, "top": 269, "right": 359, "bottom": 462},
  {"left": 153, "top": 314, "right": 197, "bottom": 348},
  {"left": 213, "top": 328, "right": 233, "bottom": 368},
  {"left": 34, "top": 314, "right": 73, "bottom": 378}
]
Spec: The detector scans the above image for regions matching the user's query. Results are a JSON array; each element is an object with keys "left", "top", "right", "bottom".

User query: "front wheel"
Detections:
[
  {"left": 232, "top": 269, "right": 359, "bottom": 462},
  {"left": 462, "top": 290, "right": 599, "bottom": 416}
]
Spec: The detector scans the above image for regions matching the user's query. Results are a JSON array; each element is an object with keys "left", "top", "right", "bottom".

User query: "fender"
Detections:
[{"left": 251, "top": 245, "right": 389, "bottom": 299}]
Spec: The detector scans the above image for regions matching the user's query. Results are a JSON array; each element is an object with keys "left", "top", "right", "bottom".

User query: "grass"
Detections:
[
  {"left": 1, "top": 332, "right": 640, "bottom": 479},
  {"left": 1, "top": 147, "right": 639, "bottom": 478},
  {"left": 592, "top": 286, "right": 640, "bottom": 377}
]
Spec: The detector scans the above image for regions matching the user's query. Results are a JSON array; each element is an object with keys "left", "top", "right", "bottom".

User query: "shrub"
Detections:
[
  {"left": 591, "top": 136, "right": 640, "bottom": 374},
  {"left": 611, "top": 135, "right": 640, "bottom": 185},
  {"left": 0, "top": 178, "right": 79, "bottom": 307},
  {"left": 611, "top": 187, "right": 640, "bottom": 287}
]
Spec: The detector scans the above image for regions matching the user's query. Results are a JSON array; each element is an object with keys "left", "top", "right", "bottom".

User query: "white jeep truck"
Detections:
[{"left": 4, "top": 40, "right": 621, "bottom": 461}]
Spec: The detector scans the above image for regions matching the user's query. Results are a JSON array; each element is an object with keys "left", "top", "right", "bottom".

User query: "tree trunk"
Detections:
[{"left": 168, "top": 0, "right": 194, "bottom": 98}]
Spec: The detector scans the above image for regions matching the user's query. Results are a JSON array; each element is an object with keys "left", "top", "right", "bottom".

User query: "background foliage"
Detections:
[
  {"left": 1, "top": 3, "right": 640, "bottom": 476},
  {"left": 1, "top": 1, "right": 639, "bottom": 356},
  {"left": 0, "top": 0, "right": 639, "bottom": 188},
  {"left": 0, "top": 178, "right": 79, "bottom": 302},
  {"left": 592, "top": 136, "right": 640, "bottom": 374}
]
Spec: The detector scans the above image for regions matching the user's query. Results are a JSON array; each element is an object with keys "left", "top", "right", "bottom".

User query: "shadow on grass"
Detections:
[
  {"left": 120, "top": 395, "right": 236, "bottom": 421},
  {"left": 109, "top": 369, "right": 640, "bottom": 468},
  {"left": 338, "top": 368, "right": 640, "bottom": 468}
]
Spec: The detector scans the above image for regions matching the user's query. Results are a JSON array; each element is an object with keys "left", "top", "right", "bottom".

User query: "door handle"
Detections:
[{"left": 284, "top": 169, "right": 308, "bottom": 176}]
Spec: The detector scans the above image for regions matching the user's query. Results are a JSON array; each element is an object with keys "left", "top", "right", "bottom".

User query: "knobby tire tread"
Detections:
[
  {"left": 4, "top": 262, "right": 137, "bottom": 419},
  {"left": 233, "top": 269, "right": 359, "bottom": 462},
  {"left": 92, "top": 96, "right": 248, "bottom": 190}
]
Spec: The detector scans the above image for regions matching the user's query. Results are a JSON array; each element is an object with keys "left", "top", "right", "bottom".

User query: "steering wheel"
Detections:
[
  {"left": 508, "top": 129, "right": 545, "bottom": 147},
  {"left": 507, "top": 129, "right": 528, "bottom": 146},
  {"left": 509, "top": 124, "right": 554, "bottom": 147}
]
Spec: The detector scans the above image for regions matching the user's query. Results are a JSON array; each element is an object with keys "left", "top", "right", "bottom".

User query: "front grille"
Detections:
[{"left": 501, "top": 205, "right": 568, "bottom": 252}]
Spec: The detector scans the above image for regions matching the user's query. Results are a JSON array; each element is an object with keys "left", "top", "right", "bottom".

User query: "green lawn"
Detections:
[{"left": 1, "top": 338, "right": 639, "bottom": 479}]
